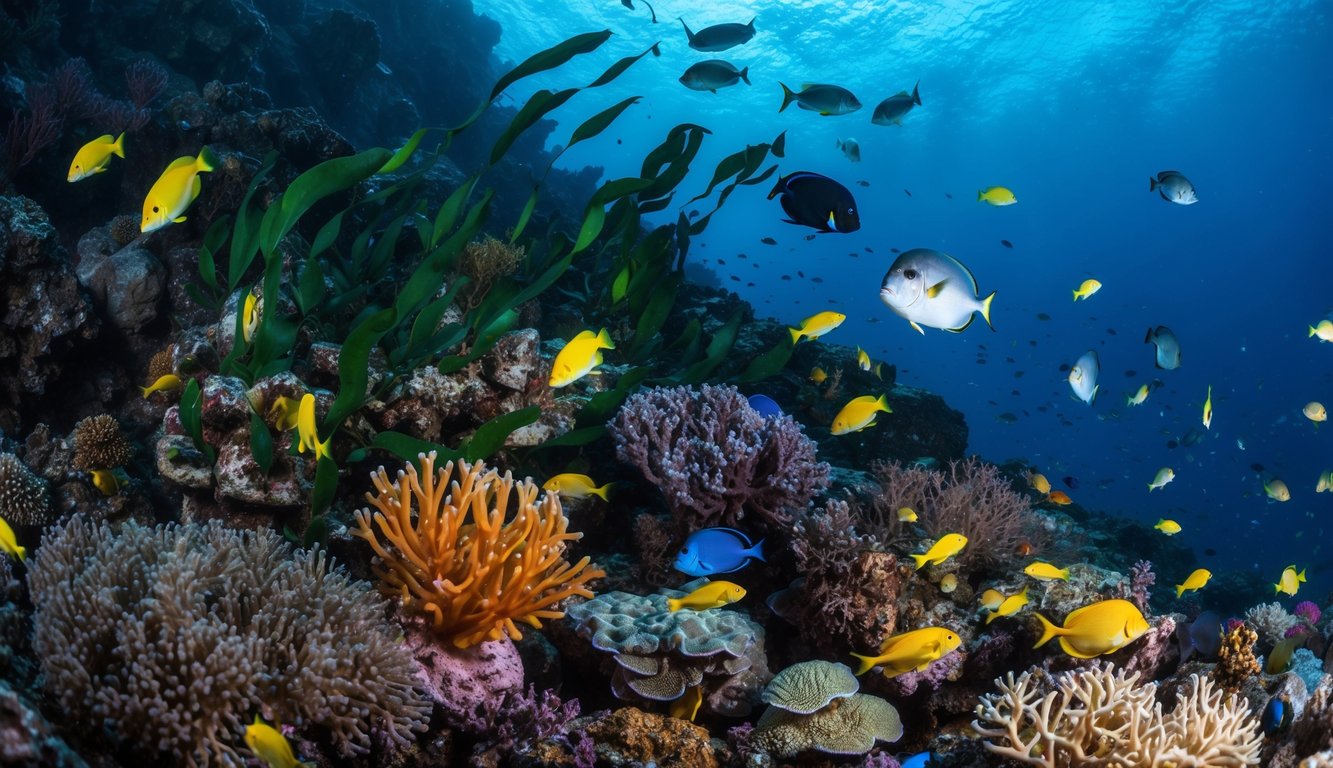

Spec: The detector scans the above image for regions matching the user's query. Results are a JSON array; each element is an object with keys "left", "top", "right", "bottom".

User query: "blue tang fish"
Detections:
[
  {"left": 1262, "top": 693, "right": 1291, "bottom": 736},
  {"left": 674, "top": 528, "right": 765, "bottom": 577},
  {"left": 747, "top": 394, "right": 783, "bottom": 419},
  {"left": 900, "top": 753, "right": 935, "bottom": 768}
]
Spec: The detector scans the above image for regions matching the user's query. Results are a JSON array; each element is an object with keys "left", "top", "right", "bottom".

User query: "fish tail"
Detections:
[
  {"left": 1149, "top": 175, "right": 1158, "bottom": 192},
  {"left": 1298, "top": 569, "right": 1306, "bottom": 581},
  {"left": 196, "top": 145, "right": 220, "bottom": 173},
  {"left": 666, "top": 598, "right": 682, "bottom": 612},
  {"left": 876, "top": 394, "right": 891, "bottom": 414},
  {"left": 739, "top": 66, "right": 750, "bottom": 86},
  {"left": 746, "top": 16, "right": 755, "bottom": 28},
  {"left": 140, "top": 385, "right": 153, "bottom": 398},
  {"left": 1274, "top": 583, "right": 1281, "bottom": 595},
  {"left": 976, "top": 190, "right": 985, "bottom": 201},
  {"left": 746, "top": 539, "right": 766, "bottom": 563},
  {"left": 911, "top": 80, "right": 921, "bottom": 106},
  {"left": 910, "top": 553, "right": 930, "bottom": 570},
  {"left": 596, "top": 327, "right": 616, "bottom": 349},
  {"left": 1033, "top": 613, "right": 1062, "bottom": 648},
  {"left": 849, "top": 653, "right": 877, "bottom": 676},
  {"left": 14, "top": 545, "right": 25, "bottom": 561},
  {"left": 677, "top": 17, "right": 694, "bottom": 41},
  {"left": 592, "top": 483, "right": 614, "bottom": 501},
  {"left": 1176, "top": 584, "right": 1185, "bottom": 599},
  {"left": 788, "top": 326, "right": 803, "bottom": 345},
  {"left": 1311, "top": 326, "right": 1318, "bottom": 337},
  {"left": 984, "top": 610, "right": 998, "bottom": 625},
  {"left": 779, "top": 82, "right": 796, "bottom": 113},
  {"left": 111, "top": 132, "right": 126, "bottom": 158},
  {"left": 980, "top": 291, "right": 996, "bottom": 331}
]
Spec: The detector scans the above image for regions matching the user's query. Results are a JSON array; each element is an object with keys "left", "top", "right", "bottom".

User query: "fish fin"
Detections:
[
  {"left": 14, "top": 545, "right": 25, "bottom": 561},
  {"left": 165, "top": 155, "right": 196, "bottom": 171},
  {"left": 926, "top": 279, "right": 948, "bottom": 298},
  {"left": 739, "top": 67, "right": 750, "bottom": 85},
  {"left": 1149, "top": 176, "right": 1158, "bottom": 192},
  {"left": 788, "top": 326, "right": 803, "bottom": 344},
  {"left": 876, "top": 394, "right": 891, "bottom": 413},
  {"left": 596, "top": 327, "right": 616, "bottom": 349},
  {"left": 768, "top": 173, "right": 787, "bottom": 200},
  {"left": 893, "top": 118, "right": 902, "bottom": 125},
  {"left": 593, "top": 483, "right": 614, "bottom": 501},
  {"left": 1298, "top": 569, "right": 1306, "bottom": 581},
  {"left": 826, "top": 210, "right": 836, "bottom": 229},
  {"left": 910, "top": 321, "right": 925, "bottom": 335},
  {"left": 746, "top": 16, "right": 755, "bottom": 28},
  {"left": 1311, "top": 326, "right": 1318, "bottom": 337},
  {"left": 980, "top": 291, "right": 996, "bottom": 330},
  {"left": 911, "top": 80, "right": 921, "bottom": 106},
  {"left": 111, "top": 132, "right": 126, "bottom": 158},
  {"left": 948, "top": 316, "right": 973, "bottom": 333},
  {"left": 191, "top": 173, "right": 202, "bottom": 202},
  {"left": 1090, "top": 384, "right": 1098, "bottom": 405},
  {"left": 1073, "top": 289, "right": 1081, "bottom": 301},
  {"left": 197, "top": 145, "right": 218, "bottom": 172},
  {"left": 977, "top": 190, "right": 985, "bottom": 201},
  {"left": 819, "top": 111, "right": 831, "bottom": 116},
  {"left": 778, "top": 82, "right": 796, "bottom": 113},
  {"left": 173, "top": 216, "right": 188, "bottom": 223},
  {"left": 1176, "top": 584, "right": 1185, "bottom": 599},
  {"left": 747, "top": 539, "right": 766, "bottom": 562},
  {"left": 666, "top": 598, "right": 682, "bottom": 612},
  {"left": 849, "top": 653, "right": 877, "bottom": 676},
  {"left": 1058, "top": 638, "right": 1100, "bottom": 659},
  {"left": 1033, "top": 613, "right": 1062, "bottom": 648},
  {"left": 985, "top": 610, "right": 999, "bottom": 625},
  {"left": 910, "top": 553, "right": 930, "bottom": 570}
]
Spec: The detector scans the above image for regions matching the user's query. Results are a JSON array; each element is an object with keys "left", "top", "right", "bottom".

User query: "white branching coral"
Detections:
[
  {"left": 1243, "top": 601, "right": 1297, "bottom": 646},
  {"left": 971, "top": 663, "right": 1262, "bottom": 767}
]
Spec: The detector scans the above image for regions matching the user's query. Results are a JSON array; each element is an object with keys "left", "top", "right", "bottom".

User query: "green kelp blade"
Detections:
[
  {"left": 530, "top": 424, "right": 606, "bottom": 450},
  {"left": 179, "top": 378, "right": 215, "bottom": 463},
  {"left": 296, "top": 253, "right": 326, "bottom": 316},
  {"left": 567, "top": 96, "right": 641, "bottom": 151},
  {"left": 259, "top": 147, "right": 393, "bottom": 257},
  {"left": 573, "top": 201, "right": 606, "bottom": 255},
  {"left": 735, "top": 336, "right": 796, "bottom": 383},
  {"left": 378, "top": 126, "right": 436, "bottom": 175},
  {"left": 610, "top": 264, "right": 631, "bottom": 303},
  {"left": 490, "top": 88, "right": 579, "bottom": 167},
  {"left": 673, "top": 310, "right": 743, "bottom": 384},
  {"left": 196, "top": 214, "right": 231, "bottom": 292},
  {"left": 586, "top": 42, "right": 660, "bottom": 88},
  {"left": 490, "top": 30, "right": 613, "bottom": 102},
  {"left": 371, "top": 430, "right": 462, "bottom": 464},
  {"left": 463, "top": 406, "right": 542, "bottom": 462},
  {"left": 322, "top": 308, "right": 397, "bottom": 434},
  {"left": 430, "top": 176, "right": 480, "bottom": 249},
  {"left": 228, "top": 152, "right": 277, "bottom": 290},
  {"left": 637, "top": 124, "right": 708, "bottom": 203},
  {"left": 628, "top": 270, "right": 681, "bottom": 360},
  {"left": 248, "top": 411, "right": 274, "bottom": 476},
  {"left": 309, "top": 455, "right": 339, "bottom": 517},
  {"left": 510, "top": 185, "right": 540, "bottom": 244}
]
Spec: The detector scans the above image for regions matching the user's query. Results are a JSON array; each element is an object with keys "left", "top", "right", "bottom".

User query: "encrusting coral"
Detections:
[
  {"left": 70, "top": 413, "right": 132, "bottom": 470},
  {"left": 972, "top": 662, "right": 1262, "bottom": 766},
  {"left": 0, "top": 452, "right": 51, "bottom": 525},
  {"left": 27, "top": 516, "right": 430, "bottom": 768},
  {"left": 352, "top": 451, "right": 604, "bottom": 648}
]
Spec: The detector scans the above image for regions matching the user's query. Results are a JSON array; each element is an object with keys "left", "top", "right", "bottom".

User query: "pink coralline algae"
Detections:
[{"left": 883, "top": 649, "right": 964, "bottom": 698}]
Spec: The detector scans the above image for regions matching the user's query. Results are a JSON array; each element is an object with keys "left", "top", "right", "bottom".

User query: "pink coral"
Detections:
[
  {"left": 884, "top": 649, "right": 964, "bottom": 697},
  {"left": 1294, "top": 601, "right": 1321, "bottom": 625}
]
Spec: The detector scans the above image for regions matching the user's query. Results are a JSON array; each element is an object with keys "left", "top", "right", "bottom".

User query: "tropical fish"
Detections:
[
  {"left": 674, "top": 527, "right": 765, "bottom": 577},
  {"left": 1175, "top": 568, "right": 1211, "bottom": 598},
  {"left": 808, "top": 366, "right": 828, "bottom": 383},
  {"left": 1265, "top": 478, "right": 1291, "bottom": 502},
  {"left": 856, "top": 346, "right": 871, "bottom": 371},
  {"left": 1268, "top": 635, "right": 1305, "bottom": 671},
  {"left": 789, "top": 310, "right": 846, "bottom": 343},
  {"left": 1046, "top": 490, "right": 1072, "bottom": 505},
  {"left": 1033, "top": 599, "right": 1150, "bottom": 659},
  {"left": 979, "top": 589, "right": 1005, "bottom": 611},
  {"left": 911, "top": 533, "right": 968, "bottom": 569},
  {"left": 90, "top": 468, "right": 121, "bottom": 496},
  {"left": 1023, "top": 561, "right": 1070, "bottom": 581},
  {"left": 1148, "top": 467, "right": 1175, "bottom": 492},
  {"left": 1127, "top": 384, "right": 1149, "bottom": 406},
  {"left": 244, "top": 715, "right": 314, "bottom": 768},
  {"left": 1177, "top": 611, "right": 1222, "bottom": 661},
  {"left": 850, "top": 626, "right": 961, "bottom": 676},
  {"left": 295, "top": 393, "right": 331, "bottom": 460},
  {"left": 1145, "top": 325, "right": 1182, "bottom": 370},
  {"left": 897, "top": 507, "right": 918, "bottom": 523},
  {"left": 1262, "top": 694, "right": 1293, "bottom": 736},
  {"left": 549, "top": 328, "right": 614, "bottom": 387},
  {"left": 1274, "top": 565, "right": 1305, "bottom": 596},
  {"left": 1202, "top": 385, "right": 1213, "bottom": 429},
  {"left": 1071, "top": 279, "right": 1102, "bottom": 301},
  {"left": 0, "top": 517, "right": 25, "bottom": 561},
  {"left": 68, "top": 132, "right": 125, "bottom": 182},
  {"left": 872, "top": 361, "right": 885, "bottom": 380},
  {"left": 1150, "top": 170, "right": 1198, "bottom": 205},
  {"left": 669, "top": 685, "right": 703, "bottom": 722},
  {"left": 678, "top": 17, "right": 755, "bottom": 52},
  {"left": 768, "top": 171, "right": 860, "bottom": 233},
  {"left": 242, "top": 291, "right": 260, "bottom": 343},
  {"left": 667, "top": 580, "right": 746, "bottom": 612},
  {"left": 778, "top": 82, "right": 862, "bottom": 115},
  {"left": 1068, "top": 350, "right": 1100, "bottom": 405},
  {"left": 747, "top": 394, "right": 783, "bottom": 418},
  {"left": 831, "top": 394, "right": 892, "bottom": 435},
  {"left": 141, "top": 146, "right": 219, "bottom": 233},
  {"left": 140, "top": 373, "right": 182, "bottom": 398},
  {"left": 1303, "top": 401, "right": 1326, "bottom": 423},
  {"left": 977, "top": 186, "right": 1018, "bottom": 206},
  {"left": 679, "top": 59, "right": 750, "bottom": 91},
  {"left": 901, "top": 753, "right": 935, "bottom": 768},
  {"left": 1310, "top": 319, "right": 1333, "bottom": 343},
  {"left": 879, "top": 248, "right": 995, "bottom": 334},
  {"left": 985, "top": 586, "right": 1029, "bottom": 625},
  {"left": 269, "top": 395, "right": 300, "bottom": 432},
  {"left": 1154, "top": 518, "right": 1182, "bottom": 535},
  {"left": 1027, "top": 472, "right": 1052, "bottom": 494},
  {"left": 837, "top": 137, "right": 861, "bottom": 162},
  {"left": 871, "top": 81, "right": 922, "bottom": 126},
  {"left": 1317, "top": 469, "right": 1332, "bottom": 493},
  {"left": 542, "top": 473, "right": 612, "bottom": 501},
  {"left": 939, "top": 573, "right": 958, "bottom": 593}
]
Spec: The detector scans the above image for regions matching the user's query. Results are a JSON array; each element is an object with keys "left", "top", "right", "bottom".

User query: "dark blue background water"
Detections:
[{"left": 478, "top": 1, "right": 1332, "bottom": 597}]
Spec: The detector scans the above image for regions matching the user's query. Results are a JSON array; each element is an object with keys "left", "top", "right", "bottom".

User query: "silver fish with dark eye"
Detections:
[{"left": 1150, "top": 170, "right": 1198, "bottom": 205}]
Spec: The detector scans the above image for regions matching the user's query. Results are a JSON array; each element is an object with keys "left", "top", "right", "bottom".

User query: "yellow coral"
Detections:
[
  {"left": 352, "top": 452, "right": 603, "bottom": 648},
  {"left": 1213, "top": 624, "right": 1261, "bottom": 694}
]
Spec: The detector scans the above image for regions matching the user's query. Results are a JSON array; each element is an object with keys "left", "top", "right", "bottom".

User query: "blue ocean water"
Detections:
[{"left": 478, "top": 1, "right": 1331, "bottom": 595}]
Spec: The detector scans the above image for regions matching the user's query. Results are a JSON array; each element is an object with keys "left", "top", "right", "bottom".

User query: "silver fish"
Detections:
[
  {"left": 1068, "top": 350, "right": 1100, "bottom": 405},
  {"left": 679, "top": 60, "right": 750, "bottom": 92},
  {"left": 779, "top": 83, "right": 861, "bottom": 116},
  {"left": 837, "top": 137, "right": 861, "bottom": 163},
  {"left": 872, "top": 81, "right": 922, "bottom": 126},
  {"left": 1150, "top": 171, "right": 1197, "bottom": 205},
  {"left": 879, "top": 248, "right": 995, "bottom": 334},
  {"left": 1145, "top": 325, "right": 1182, "bottom": 369},
  {"left": 679, "top": 17, "right": 755, "bottom": 52}
]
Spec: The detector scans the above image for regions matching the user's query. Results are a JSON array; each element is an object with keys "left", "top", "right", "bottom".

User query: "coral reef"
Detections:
[
  {"left": 1215, "top": 623, "right": 1262, "bottom": 693},
  {"left": 1246, "top": 601, "right": 1298, "bottom": 646},
  {"left": 750, "top": 660, "right": 903, "bottom": 758},
  {"left": 581, "top": 707, "right": 717, "bottom": 767},
  {"left": 0, "top": 451, "right": 51, "bottom": 525},
  {"left": 69, "top": 413, "right": 132, "bottom": 471}
]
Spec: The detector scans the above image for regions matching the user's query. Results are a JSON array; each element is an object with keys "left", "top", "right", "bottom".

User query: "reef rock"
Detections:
[
  {"left": 76, "top": 226, "right": 166, "bottom": 332},
  {"left": 582, "top": 707, "right": 718, "bottom": 768},
  {"left": 403, "top": 623, "right": 524, "bottom": 731}
]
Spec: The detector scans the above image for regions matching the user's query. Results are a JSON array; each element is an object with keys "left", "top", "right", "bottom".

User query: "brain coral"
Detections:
[{"left": 750, "top": 660, "right": 902, "bottom": 758}]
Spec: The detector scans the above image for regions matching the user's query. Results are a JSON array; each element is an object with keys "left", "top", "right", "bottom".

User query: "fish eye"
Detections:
[
  {"left": 152, "top": 206, "right": 160, "bottom": 212},
  {"left": 679, "top": 547, "right": 689, "bottom": 554},
  {"left": 904, "top": 269, "right": 918, "bottom": 280}
]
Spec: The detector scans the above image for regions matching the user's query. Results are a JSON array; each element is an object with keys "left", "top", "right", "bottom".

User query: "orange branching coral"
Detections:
[{"left": 352, "top": 451, "right": 604, "bottom": 648}]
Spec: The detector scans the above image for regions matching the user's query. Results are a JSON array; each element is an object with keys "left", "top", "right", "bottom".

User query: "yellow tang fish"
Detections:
[
  {"left": 269, "top": 395, "right": 301, "bottom": 431},
  {"left": 1033, "top": 599, "right": 1149, "bottom": 659},
  {"left": 667, "top": 580, "right": 746, "bottom": 612},
  {"left": 850, "top": 626, "right": 961, "bottom": 677},
  {"left": 856, "top": 346, "right": 871, "bottom": 371},
  {"left": 1023, "top": 561, "right": 1069, "bottom": 581},
  {"left": 244, "top": 715, "right": 314, "bottom": 768},
  {"left": 911, "top": 533, "right": 967, "bottom": 570},
  {"left": 1175, "top": 568, "right": 1211, "bottom": 598},
  {"left": 90, "top": 469, "right": 121, "bottom": 497},
  {"left": 1266, "top": 636, "right": 1302, "bottom": 675},
  {"left": 985, "top": 586, "right": 1029, "bottom": 625},
  {"left": 68, "top": 132, "right": 125, "bottom": 182},
  {"left": 1027, "top": 472, "right": 1051, "bottom": 495},
  {"left": 140, "top": 373, "right": 182, "bottom": 398},
  {"left": 1127, "top": 384, "right": 1149, "bottom": 406},
  {"left": 669, "top": 685, "right": 703, "bottom": 722},
  {"left": 1311, "top": 319, "right": 1333, "bottom": 343},
  {"left": 296, "top": 393, "right": 331, "bottom": 460},
  {"left": 831, "top": 394, "right": 891, "bottom": 435},
  {"left": 788, "top": 311, "right": 846, "bottom": 344},
  {"left": 1202, "top": 385, "right": 1213, "bottom": 429},
  {"left": 542, "top": 473, "right": 612, "bottom": 501},
  {"left": 243, "top": 292, "right": 260, "bottom": 344},
  {"left": 1265, "top": 478, "right": 1291, "bottom": 502},
  {"left": 1274, "top": 565, "right": 1305, "bottom": 596},
  {"left": 809, "top": 366, "right": 828, "bottom": 383},
  {"left": 979, "top": 588, "right": 1005, "bottom": 611},
  {"left": 1154, "top": 518, "right": 1182, "bottom": 535},
  {"left": 141, "top": 146, "right": 219, "bottom": 233},
  {"left": 0, "top": 517, "right": 26, "bottom": 561},
  {"left": 939, "top": 573, "right": 958, "bottom": 593},
  {"left": 897, "top": 507, "right": 918, "bottom": 523},
  {"left": 977, "top": 186, "right": 1018, "bottom": 206},
  {"left": 873, "top": 361, "right": 884, "bottom": 380},
  {"left": 1304, "top": 401, "right": 1326, "bottom": 423},
  {"left": 1071, "top": 279, "right": 1102, "bottom": 301},
  {"left": 549, "top": 328, "right": 615, "bottom": 388}
]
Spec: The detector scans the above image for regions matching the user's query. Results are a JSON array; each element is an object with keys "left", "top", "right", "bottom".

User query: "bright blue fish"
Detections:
[
  {"left": 900, "top": 753, "right": 935, "bottom": 768},
  {"left": 747, "top": 393, "right": 783, "bottom": 419},
  {"left": 674, "top": 527, "right": 765, "bottom": 577},
  {"left": 1262, "top": 694, "right": 1291, "bottom": 736}
]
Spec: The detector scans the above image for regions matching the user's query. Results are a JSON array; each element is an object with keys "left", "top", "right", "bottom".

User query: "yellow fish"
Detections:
[
  {"left": 67, "top": 133, "right": 125, "bottom": 182},
  {"left": 90, "top": 469, "right": 121, "bottom": 496},
  {"left": 979, "top": 588, "right": 1005, "bottom": 611},
  {"left": 1274, "top": 565, "right": 1305, "bottom": 596},
  {"left": 809, "top": 366, "right": 828, "bottom": 384},
  {"left": 1071, "top": 279, "right": 1102, "bottom": 301},
  {"left": 977, "top": 186, "right": 1018, "bottom": 206},
  {"left": 1023, "top": 561, "right": 1070, "bottom": 581},
  {"left": 911, "top": 533, "right": 967, "bottom": 570},
  {"left": 141, "top": 146, "right": 219, "bottom": 233},
  {"left": 1175, "top": 568, "right": 1211, "bottom": 598},
  {"left": 1202, "top": 385, "right": 1213, "bottom": 429},
  {"left": 1304, "top": 401, "right": 1326, "bottom": 423},
  {"left": 897, "top": 506, "right": 918, "bottom": 522},
  {"left": 669, "top": 685, "right": 703, "bottom": 722},
  {"left": 269, "top": 395, "right": 301, "bottom": 431},
  {"left": 939, "top": 573, "right": 958, "bottom": 593},
  {"left": 667, "top": 580, "right": 746, "bottom": 612},
  {"left": 243, "top": 291, "right": 260, "bottom": 344},
  {"left": 1154, "top": 518, "right": 1182, "bottom": 535},
  {"left": 788, "top": 311, "right": 846, "bottom": 344},
  {"left": 244, "top": 715, "right": 314, "bottom": 768},
  {"left": 985, "top": 586, "right": 1029, "bottom": 625},
  {"left": 1265, "top": 478, "right": 1291, "bottom": 502},
  {"left": 1317, "top": 470, "right": 1332, "bottom": 493},
  {"left": 850, "top": 626, "right": 961, "bottom": 677},
  {"left": 549, "top": 328, "right": 614, "bottom": 388},
  {"left": 831, "top": 394, "right": 891, "bottom": 435},
  {"left": 1126, "top": 384, "right": 1149, "bottom": 406},
  {"left": 1033, "top": 599, "right": 1149, "bottom": 659},
  {"left": 873, "top": 361, "right": 884, "bottom": 380},
  {"left": 1027, "top": 472, "right": 1051, "bottom": 495},
  {"left": 542, "top": 473, "right": 612, "bottom": 501},
  {"left": 0, "top": 517, "right": 26, "bottom": 561},
  {"left": 1265, "top": 636, "right": 1302, "bottom": 675},
  {"left": 296, "top": 393, "right": 331, "bottom": 460},
  {"left": 1147, "top": 467, "right": 1175, "bottom": 492},
  {"left": 1310, "top": 319, "right": 1333, "bottom": 343},
  {"left": 856, "top": 346, "right": 871, "bottom": 371},
  {"left": 140, "top": 373, "right": 182, "bottom": 398}
]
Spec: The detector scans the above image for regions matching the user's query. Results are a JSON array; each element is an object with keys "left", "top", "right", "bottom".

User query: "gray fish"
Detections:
[
  {"left": 1068, "top": 350, "right": 1100, "bottom": 405},
  {"left": 836, "top": 137, "right": 861, "bottom": 163},
  {"left": 872, "top": 81, "right": 922, "bottom": 126},
  {"left": 879, "top": 248, "right": 995, "bottom": 334},
  {"left": 1145, "top": 325, "right": 1182, "bottom": 369},
  {"left": 679, "top": 60, "right": 750, "bottom": 92},
  {"left": 679, "top": 17, "right": 755, "bottom": 52},
  {"left": 1150, "top": 170, "right": 1198, "bottom": 205},
  {"left": 779, "top": 82, "right": 861, "bottom": 116}
]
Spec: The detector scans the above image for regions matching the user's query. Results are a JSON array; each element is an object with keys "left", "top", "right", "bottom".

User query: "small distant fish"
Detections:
[
  {"left": 675, "top": 527, "right": 765, "bottom": 576},
  {"left": 761, "top": 237, "right": 777, "bottom": 245},
  {"left": 1310, "top": 319, "right": 1333, "bottom": 342},
  {"left": 1154, "top": 518, "right": 1182, "bottom": 535},
  {"left": 789, "top": 310, "right": 846, "bottom": 343},
  {"left": 1046, "top": 490, "right": 1072, "bottom": 505},
  {"left": 856, "top": 346, "right": 871, "bottom": 371},
  {"left": 836, "top": 137, "right": 861, "bottom": 162},
  {"left": 871, "top": 81, "right": 922, "bottom": 126},
  {"left": 1068, "top": 350, "right": 1100, "bottom": 405},
  {"left": 945, "top": 192, "right": 953, "bottom": 199},
  {"left": 68, "top": 132, "right": 125, "bottom": 182},
  {"left": 1317, "top": 469, "right": 1332, "bottom": 493},
  {"left": 1144, "top": 325, "right": 1182, "bottom": 369},
  {"left": 1304, "top": 401, "right": 1327, "bottom": 423},
  {"left": 850, "top": 626, "right": 960, "bottom": 677},
  {"left": 1072, "top": 279, "right": 1102, "bottom": 301},
  {"left": 985, "top": 586, "right": 1029, "bottom": 625},
  {"left": 679, "top": 17, "right": 756, "bottom": 52},
  {"left": 857, "top": 180, "right": 870, "bottom": 187},
  {"left": 897, "top": 507, "right": 918, "bottom": 523},
  {"left": 879, "top": 248, "right": 995, "bottom": 334},
  {"left": 1127, "top": 384, "right": 1149, "bottom": 406},
  {"left": 667, "top": 580, "right": 746, "bottom": 612},
  {"left": 1150, "top": 170, "right": 1198, "bottom": 205},
  {"left": 0, "top": 517, "right": 25, "bottom": 561},
  {"left": 768, "top": 171, "right": 860, "bottom": 233},
  {"left": 977, "top": 186, "right": 1018, "bottom": 206},
  {"left": 1062, "top": 476, "right": 1079, "bottom": 490},
  {"left": 1028, "top": 472, "right": 1052, "bottom": 494},
  {"left": 747, "top": 393, "right": 783, "bottom": 418},
  {"left": 1262, "top": 694, "right": 1293, "bottom": 737},
  {"left": 549, "top": 328, "right": 615, "bottom": 387},
  {"left": 1000, "top": 239, "right": 1013, "bottom": 248},
  {"left": 779, "top": 82, "right": 862, "bottom": 115},
  {"left": 1034, "top": 599, "right": 1148, "bottom": 659},
  {"left": 1202, "top": 385, "right": 1213, "bottom": 429},
  {"left": 90, "top": 468, "right": 121, "bottom": 496},
  {"left": 244, "top": 715, "right": 314, "bottom": 768},
  {"left": 808, "top": 366, "right": 828, "bottom": 383},
  {"left": 141, "top": 373, "right": 182, "bottom": 398},
  {"left": 979, "top": 588, "right": 1005, "bottom": 611},
  {"left": 910, "top": 533, "right": 967, "bottom": 569},
  {"left": 1036, "top": 312, "right": 1051, "bottom": 321},
  {"left": 1024, "top": 561, "right": 1070, "bottom": 581},
  {"left": 1175, "top": 568, "right": 1211, "bottom": 598},
  {"left": 679, "top": 59, "right": 750, "bottom": 92},
  {"left": 1273, "top": 565, "right": 1305, "bottom": 596},
  {"left": 903, "top": 188, "right": 912, "bottom": 197},
  {"left": 1148, "top": 467, "right": 1176, "bottom": 492},
  {"left": 939, "top": 573, "right": 958, "bottom": 593},
  {"left": 1264, "top": 478, "right": 1291, "bottom": 502},
  {"left": 542, "top": 473, "right": 612, "bottom": 501},
  {"left": 831, "top": 394, "right": 892, "bottom": 435}
]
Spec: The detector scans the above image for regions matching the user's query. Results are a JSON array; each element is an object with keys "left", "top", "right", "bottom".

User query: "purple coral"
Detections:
[
  {"left": 1129, "top": 560, "right": 1156, "bottom": 612},
  {"left": 1294, "top": 601, "right": 1321, "bottom": 625},
  {"left": 610, "top": 384, "right": 830, "bottom": 530},
  {"left": 487, "top": 685, "right": 581, "bottom": 755},
  {"left": 884, "top": 649, "right": 964, "bottom": 697}
]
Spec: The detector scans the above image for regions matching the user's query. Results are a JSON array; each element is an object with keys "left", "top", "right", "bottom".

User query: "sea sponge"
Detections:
[
  {"left": 109, "top": 214, "right": 139, "bottom": 246},
  {"left": 750, "top": 661, "right": 902, "bottom": 758},
  {"left": 0, "top": 452, "right": 51, "bottom": 526},
  {"left": 71, "top": 413, "right": 133, "bottom": 470},
  {"left": 1214, "top": 623, "right": 1261, "bottom": 694}
]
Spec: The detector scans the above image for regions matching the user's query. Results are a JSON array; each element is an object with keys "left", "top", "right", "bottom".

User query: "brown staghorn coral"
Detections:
[
  {"left": 28, "top": 516, "right": 429, "bottom": 768},
  {"left": 972, "top": 663, "right": 1262, "bottom": 767},
  {"left": 0, "top": 452, "right": 51, "bottom": 525},
  {"left": 70, "top": 413, "right": 132, "bottom": 470},
  {"left": 1214, "top": 624, "right": 1261, "bottom": 694},
  {"left": 352, "top": 451, "right": 603, "bottom": 649}
]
